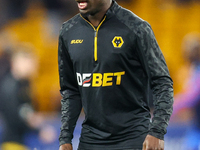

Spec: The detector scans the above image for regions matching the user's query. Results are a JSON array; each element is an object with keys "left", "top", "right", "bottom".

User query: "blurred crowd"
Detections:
[
  {"left": 0, "top": 0, "right": 78, "bottom": 28},
  {"left": 1, "top": 0, "right": 199, "bottom": 28},
  {"left": 0, "top": 0, "right": 200, "bottom": 149}
]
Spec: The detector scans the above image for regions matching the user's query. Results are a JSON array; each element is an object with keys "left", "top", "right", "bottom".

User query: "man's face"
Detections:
[{"left": 75, "top": 0, "right": 108, "bottom": 16}]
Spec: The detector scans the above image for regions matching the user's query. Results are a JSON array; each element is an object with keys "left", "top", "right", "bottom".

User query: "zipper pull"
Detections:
[{"left": 94, "top": 30, "right": 97, "bottom": 37}]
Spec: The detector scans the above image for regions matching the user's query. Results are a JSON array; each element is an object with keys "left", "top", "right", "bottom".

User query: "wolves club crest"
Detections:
[{"left": 112, "top": 36, "right": 124, "bottom": 48}]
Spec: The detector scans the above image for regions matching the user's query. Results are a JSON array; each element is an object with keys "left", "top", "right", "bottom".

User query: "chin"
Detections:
[
  {"left": 80, "top": 9, "right": 89, "bottom": 15},
  {"left": 80, "top": 9, "right": 96, "bottom": 17}
]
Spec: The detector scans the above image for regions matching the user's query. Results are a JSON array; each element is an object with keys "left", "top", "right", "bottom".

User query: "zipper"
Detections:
[
  {"left": 94, "top": 30, "right": 98, "bottom": 61},
  {"left": 80, "top": 15, "right": 106, "bottom": 62}
]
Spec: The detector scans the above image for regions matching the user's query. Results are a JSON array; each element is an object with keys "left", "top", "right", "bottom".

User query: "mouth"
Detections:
[{"left": 76, "top": 1, "right": 88, "bottom": 10}]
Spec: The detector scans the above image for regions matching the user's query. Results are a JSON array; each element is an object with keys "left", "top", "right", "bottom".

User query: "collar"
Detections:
[{"left": 106, "top": 0, "right": 121, "bottom": 19}]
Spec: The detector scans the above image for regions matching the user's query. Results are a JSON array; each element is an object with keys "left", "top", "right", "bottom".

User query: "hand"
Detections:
[
  {"left": 142, "top": 135, "right": 164, "bottom": 150},
  {"left": 59, "top": 143, "right": 73, "bottom": 150}
]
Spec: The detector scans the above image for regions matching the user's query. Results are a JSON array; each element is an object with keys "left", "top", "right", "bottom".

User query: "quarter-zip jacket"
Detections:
[{"left": 58, "top": 1, "right": 174, "bottom": 149}]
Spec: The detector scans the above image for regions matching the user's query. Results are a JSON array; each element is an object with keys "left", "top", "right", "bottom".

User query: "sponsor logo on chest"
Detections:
[{"left": 76, "top": 71, "right": 125, "bottom": 87}]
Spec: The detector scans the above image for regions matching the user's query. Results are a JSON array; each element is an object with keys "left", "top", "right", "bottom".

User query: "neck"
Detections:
[{"left": 88, "top": 0, "right": 112, "bottom": 26}]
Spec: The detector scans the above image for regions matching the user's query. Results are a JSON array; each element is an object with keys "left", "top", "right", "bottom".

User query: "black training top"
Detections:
[{"left": 58, "top": 1, "right": 174, "bottom": 149}]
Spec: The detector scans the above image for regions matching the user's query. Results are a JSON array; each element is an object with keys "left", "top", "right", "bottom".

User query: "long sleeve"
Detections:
[
  {"left": 58, "top": 31, "right": 82, "bottom": 146},
  {"left": 135, "top": 21, "right": 174, "bottom": 140}
]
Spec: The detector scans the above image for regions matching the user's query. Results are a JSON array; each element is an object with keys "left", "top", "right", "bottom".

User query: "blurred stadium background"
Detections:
[{"left": 0, "top": 0, "right": 200, "bottom": 149}]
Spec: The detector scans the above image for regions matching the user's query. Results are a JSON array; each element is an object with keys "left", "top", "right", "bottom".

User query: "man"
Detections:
[
  {"left": 171, "top": 33, "right": 200, "bottom": 149},
  {"left": 0, "top": 47, "right": 38, "bottom": 150},
  {"left": 58, "top": 0, "right": 174, "bottom": 150}
]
